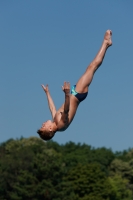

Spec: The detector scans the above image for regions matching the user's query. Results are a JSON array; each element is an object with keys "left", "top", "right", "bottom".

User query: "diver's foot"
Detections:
[{"left": 104, "top": 30, "right": 112, "bottom": 47}]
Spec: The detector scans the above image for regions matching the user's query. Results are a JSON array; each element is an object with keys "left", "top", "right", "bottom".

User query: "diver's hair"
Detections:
[{"left": 37, "top": 129, "right": 55, "bottom": 141}]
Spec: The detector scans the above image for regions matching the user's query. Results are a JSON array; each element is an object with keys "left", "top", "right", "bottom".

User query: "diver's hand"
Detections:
[
  {"left": 41, "top": 84, "right": 49, "bottom": 94},
  {"left": 62, "top": 82, "right": 70, "bottom": 95}
]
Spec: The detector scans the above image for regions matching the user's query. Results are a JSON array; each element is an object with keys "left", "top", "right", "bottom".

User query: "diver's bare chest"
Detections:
[{"left": 54, "top": 111, "right": 62, "bottom": 123}]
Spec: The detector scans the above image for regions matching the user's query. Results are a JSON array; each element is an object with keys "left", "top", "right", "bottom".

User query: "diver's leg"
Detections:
[{"left": 76, "top": 30, "right": 112, "bottom": 93}]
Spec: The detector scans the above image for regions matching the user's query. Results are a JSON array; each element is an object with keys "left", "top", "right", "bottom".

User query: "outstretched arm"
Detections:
[
  {"left": 61, "top": 82, "right": 70, "bottom": 123},
  {"left": 41, "top": 84, "right": 56, "bottom": 119}
]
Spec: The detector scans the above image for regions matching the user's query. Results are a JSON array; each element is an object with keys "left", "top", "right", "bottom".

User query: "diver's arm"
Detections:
[
  {"left": 61, "top": 82, "right": 70, "bottom": 123},
  {"left": 41, "top": 84, "right": 56, "bottom": 119}
]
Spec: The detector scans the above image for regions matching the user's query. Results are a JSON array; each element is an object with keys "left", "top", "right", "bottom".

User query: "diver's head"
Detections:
[{"left": 37, "top": 120, "right": 57, "bottom": 141}]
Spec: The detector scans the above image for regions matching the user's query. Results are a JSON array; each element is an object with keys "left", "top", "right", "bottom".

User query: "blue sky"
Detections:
[{"left": 0, "top": 1, "right": 133, "bottom": 151}]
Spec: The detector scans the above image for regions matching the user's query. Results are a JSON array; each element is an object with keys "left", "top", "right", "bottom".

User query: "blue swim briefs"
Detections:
[{"left": 71, "top": 85, "right": 88, "bottom": 102}]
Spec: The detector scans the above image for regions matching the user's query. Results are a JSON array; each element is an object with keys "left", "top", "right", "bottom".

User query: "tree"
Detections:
[
  {"left": 108, "top": 175, "right": 132, "bottom": 200},
  {"left": 61, "top": 163, "right": 111, "bottom": 200}
]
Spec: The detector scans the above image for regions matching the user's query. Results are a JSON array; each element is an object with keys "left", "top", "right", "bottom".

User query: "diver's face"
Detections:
[{"left": 40, "top": 120, "right": 53, "bottom": 131}]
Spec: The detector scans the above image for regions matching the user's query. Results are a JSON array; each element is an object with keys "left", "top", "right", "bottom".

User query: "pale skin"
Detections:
[{"left": 38, "top": 30, "right": 112, "bottom": 137}]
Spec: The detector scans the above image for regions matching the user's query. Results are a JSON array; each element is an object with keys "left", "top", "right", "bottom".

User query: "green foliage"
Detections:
[
  {"left": 0, "top": 137, "right": 63, "bottom": 199},
  {"left": 108, "top": 175, "right": 132, "bottom": 200},
  {"left": 61, "top": 163, "right": 111, "bottom": 200},
  {"left": 61, "top": 142, "right": 114, "bottom": 172},
  {"left": 0, "top": 137, "right": 133, "bottom": 199},
  {"left": 110, "top": 159, "right": 133, "bottom": 182}
]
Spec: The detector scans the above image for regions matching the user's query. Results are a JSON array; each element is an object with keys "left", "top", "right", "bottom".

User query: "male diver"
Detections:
[{"left": 37, "top": 30, "right": 112, "bottom": 140}]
